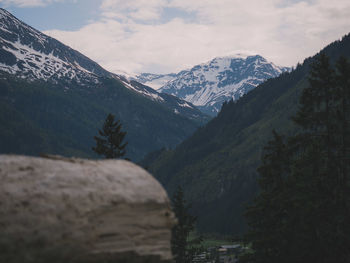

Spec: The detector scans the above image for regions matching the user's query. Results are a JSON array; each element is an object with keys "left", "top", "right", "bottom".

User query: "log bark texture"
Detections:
[{"left": 0, "top": 155, "right": 175, "bottom": 263}]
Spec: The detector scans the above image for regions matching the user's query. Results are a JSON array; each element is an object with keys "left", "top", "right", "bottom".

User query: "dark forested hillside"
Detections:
[
  {"left": 241, "top": 53, "right": 350, "bottom": 263},
  {"left": 142, "top": 33, "right": 350, "bottom": 235},
  {"left": 0, "top": 73, "right": 203, "bottom": 161}
]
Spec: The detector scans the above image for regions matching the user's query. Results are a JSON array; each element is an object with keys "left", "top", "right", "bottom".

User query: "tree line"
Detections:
[{"left": 242, "top": 54, "right": 350, "bottom": 262}]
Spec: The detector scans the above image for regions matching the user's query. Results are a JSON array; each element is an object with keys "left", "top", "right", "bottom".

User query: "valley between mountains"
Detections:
[{"left": 1, "top": 6, "right": 350, "bottom": 242}]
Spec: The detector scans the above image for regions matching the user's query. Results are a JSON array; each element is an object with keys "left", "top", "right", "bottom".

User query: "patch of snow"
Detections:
[
  {"left": 178, "top": 101, "right": 194, "bottom": 109},
  {"left": 113, "top": 69, "right": 137, "bottom": 80},
  {"left": 0, "top": 37, "right": 98, "bottom": 83},
  {"left": 134, "top": 74, "right": 177, "bottom": 90},
  {"left": 143, "top": 75, "right": 176, "bottom": 90},
  {"left": 120, "top": 79, "right": 165, "bottom": 102},
  {"left": 0, "top": 26, "right": 12, "bottom": 34}
]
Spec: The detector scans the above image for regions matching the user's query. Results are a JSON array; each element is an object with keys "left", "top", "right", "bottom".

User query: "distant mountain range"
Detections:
[
  {"left": 142, "top": 33, "right": 350, "bottom": 235},
  {"left": 135, "top": 55, "right": 289, "bottom": 115},
  {"left": 0, "top": 8, "right": 209, "bottom": 160},
  {"left": 133, "top": 72, "right": 177, "bottom": 90}
]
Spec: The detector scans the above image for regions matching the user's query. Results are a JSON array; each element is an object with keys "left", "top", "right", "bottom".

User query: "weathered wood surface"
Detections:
[{"left": 0, "top": 155, "right": 175, "bottom": 263}]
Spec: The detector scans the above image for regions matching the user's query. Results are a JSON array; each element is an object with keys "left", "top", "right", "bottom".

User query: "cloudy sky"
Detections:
[{"left": 1, "top": 0, "right": 350, "bottom": 74}]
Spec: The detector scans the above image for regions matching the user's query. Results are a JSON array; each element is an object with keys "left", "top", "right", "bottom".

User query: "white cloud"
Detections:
[
  {"left": 44, "top": 0, "right": 350, "bottom": 74},
  {"left": 0, "top": 0, "right": 74, "bottom": 7},
  {"left": 100, "top": 0, "right": 168, "bottom": 21}
]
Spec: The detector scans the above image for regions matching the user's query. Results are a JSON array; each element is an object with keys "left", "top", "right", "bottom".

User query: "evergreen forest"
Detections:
[{"left": 242, "top": 53, "right": 350, "bottom": 263}]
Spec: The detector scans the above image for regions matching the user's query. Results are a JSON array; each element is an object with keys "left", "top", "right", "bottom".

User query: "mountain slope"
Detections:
[
  {"left": 142, "top": 33, "right": 350, "bottom": 235},
  {"left": 0, "top": 8, "right": 208, "bottom": 124},
  {"left": 0, "top": 8, "right": 209, "bottom": 160},
  {"left": 119, "top": 78, "right": 210, "bottom": 124},
  {"left": 133, "top": 72, "right": 177, "bottom": 90},
  {"left": 136, "top": 55, "right": 289, "bottom": 116},
  {"left": 0, "top": 8, "right": 110, "bottom": 83}
]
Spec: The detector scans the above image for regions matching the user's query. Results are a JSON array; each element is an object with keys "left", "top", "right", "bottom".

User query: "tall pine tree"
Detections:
[
  {"left": 291, "top": 53, "right": 339, "bottom": 262},
  {"left": 333, "top": 56, "right": 350, "bottom": 262},
  {"left": 243, "top": 131, "right": 291, "bottom": 263},
  {"left": 171, "top": 186, "right": 202, "bottom": 263},
  {"left": 335, "top": 57, "right": 350, "bottom": 190},
  {"left": 92, "top": 113, "right": 127, "bottom": 159}
]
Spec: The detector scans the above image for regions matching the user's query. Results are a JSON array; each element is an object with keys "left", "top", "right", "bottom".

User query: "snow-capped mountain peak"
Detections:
[{"left": 135, "top": 55, "right": 289, "bottom": 116}]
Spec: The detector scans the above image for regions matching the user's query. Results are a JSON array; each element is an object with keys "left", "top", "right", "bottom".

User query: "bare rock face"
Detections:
[{"left": 0, "top": 155, "right": 175, "bottom": 263}]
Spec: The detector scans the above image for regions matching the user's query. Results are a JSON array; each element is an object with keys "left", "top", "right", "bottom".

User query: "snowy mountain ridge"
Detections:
[
  {"left": 0, "top": 8, "right": 110, "bottom": 85},
  {"left": 135, "top": 54, "right": 289, "bottom": 115},
  {"left": 133, "top": 73, "right": 177, "bottom": 90},
  {"left": 0, "top": 8, "right": 208, "bottom": 122}
]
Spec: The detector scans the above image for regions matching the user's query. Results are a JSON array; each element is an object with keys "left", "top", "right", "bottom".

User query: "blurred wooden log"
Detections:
[{"left": 0, "top": 155, "right": 175, "bottom": 263}]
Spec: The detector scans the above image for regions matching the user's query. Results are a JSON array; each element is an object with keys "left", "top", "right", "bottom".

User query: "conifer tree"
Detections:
[
  {"left": 92, "top": 113, "right": 127, "bottom": 159},
  {"left": 293, "top": 52, "right": 336, "bottom": 170},
  {"left": 292, "top": 55, "right": 338, "bottom": 262},
  {"left": 289, "top": 54, "right": 348, "bottom": 262},
  {"left": 335, "top": 57, "right": 350, "bottom": 188},
  {"left": 333, "top": 56, "right": 350, "bottom": 262},
  {"left": 171, "top": 186, "right": 202, "bottom": 263},
  {"left": 243, "top": 131, "right": 290, "bottom": 263}
]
